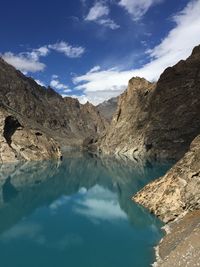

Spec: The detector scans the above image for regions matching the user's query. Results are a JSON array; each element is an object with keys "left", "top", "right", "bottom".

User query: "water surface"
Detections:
[{"left": 0, "top": 153, "right": 171, "bottom": 267}]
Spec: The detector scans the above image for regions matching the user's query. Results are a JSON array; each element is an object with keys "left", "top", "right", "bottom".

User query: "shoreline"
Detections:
[{"left": 152, "top": 211, "right": 200, "bottom": 267}]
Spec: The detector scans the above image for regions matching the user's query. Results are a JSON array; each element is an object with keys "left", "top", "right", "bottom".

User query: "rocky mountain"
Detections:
[
  {"left": 128, "top": 45, "right": 200, "bottom": 267},
  {"left": 0, "top": 58, "right": 108, "bottom": 162},
  {"left": 98, "top": 45, "right": 200, "bottom": 162},
  {"left": 97, "top": 96, "right": 118, "bottom": 121}
]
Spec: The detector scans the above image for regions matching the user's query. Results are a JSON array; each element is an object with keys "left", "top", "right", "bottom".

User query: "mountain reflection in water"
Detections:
[{"left": 0, "top": 152, "right": 171, "bottom": 267}]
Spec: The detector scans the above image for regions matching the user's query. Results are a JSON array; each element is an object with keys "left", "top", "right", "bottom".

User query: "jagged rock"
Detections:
[
  {"left": 133, "top": 134, "right": 200, "bottom": 223},
  {"left": 97, "top": 97, "right": 118, "bottom": 122},
  {"left": 98, "top": 77, "right": 156, "bottom": 160},
  {"left": 99, "top": 45, "right": 200, "bottom": 161},
  {"left": 0, "top": 58, "right": 107, "bottom": 149},
  {"left": 0, "top": 108, "right": 61, "bottom": 163}
]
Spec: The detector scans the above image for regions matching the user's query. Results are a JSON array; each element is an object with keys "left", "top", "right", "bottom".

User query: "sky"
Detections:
[{"left": 1, "top": 0, "right": 200, "bottom": 105}]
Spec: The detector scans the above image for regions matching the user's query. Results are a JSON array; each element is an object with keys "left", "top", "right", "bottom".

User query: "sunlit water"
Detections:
[{"left": 0, "top": 152, "right": 171, "bottom": 267}]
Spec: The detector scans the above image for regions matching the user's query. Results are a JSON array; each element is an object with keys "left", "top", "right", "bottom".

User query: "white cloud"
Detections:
[
  {"left": 29, "top": 46, "right": 50, "bottom": 60},
  {"left": 73, "top": 0, "right": 200, "bottom": 105},
  {"left": 35, "top": 79, "right": 46, "bottom": 87},
  {"left": 89, "top": 65, "right": 101, "bottom": 73},
  {"left": 49, "top": 196, "right": 70, "bottom": 211},
  {"left": 98, "top": 18, "right": 120, "bottom": 29},
  {"left": 1, "top": 51, "right": 46, "bottom": 73},
  {"left": 85, "top": 2, "right": 109, "bottom": 21},
  {"left": 1, "top": 41, "right": 84, "bottom": 73},
  {"left": 0, "top": 223, "right": 45, "bottom": 245},
  {"left": 48, "top": 41, "right": 85, "bottom": 58},
  {"left": 50, "top": 78, "right": 71, "bottom": 92},
  {"left": 76, "top": 90, "right": 123, "bottom": 105},
  {"left": 85, "top": 2, "right": 120, "bottom": 29},
  {"left": 52, "top": 74, "right": 59, "bottom": 79},
  {"left": 74, "top": 185, "right": 127, "bottom": 222},
  {"left": 1, "top": 45, "right": 49, "bottom": 73},
  {"left": 62, "top": 94, "right": 89, "bottom": 104},
  {"left": 118, "top": 0, "right": 163, "bottom": 21}
]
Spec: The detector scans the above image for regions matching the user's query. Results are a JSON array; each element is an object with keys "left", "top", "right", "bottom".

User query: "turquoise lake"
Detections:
[{"left": 0, "top": 153, "right": 171, "bottom": 267}]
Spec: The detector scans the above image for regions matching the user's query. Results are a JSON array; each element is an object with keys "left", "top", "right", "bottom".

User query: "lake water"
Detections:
[{"left": 0, "top": 152, "right": 171, "bottom": 267}]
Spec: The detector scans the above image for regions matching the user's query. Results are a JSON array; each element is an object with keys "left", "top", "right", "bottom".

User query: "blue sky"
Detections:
[{"left": 1, "top": 0, "right": 200, "bottom": 104}]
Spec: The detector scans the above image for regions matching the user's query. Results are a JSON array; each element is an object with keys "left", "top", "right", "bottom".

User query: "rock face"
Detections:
[
  {"left": 133, "top": 129, "right": 200, "bottom": 267},
  {"left": 99, "top": 77, "right": 156, "bottom": 159},
  {"left": 0, "top": 108, "right": 61, "bottom": 163},
  {"left": 97, "top": 97, "right": 118, "bottom": 121},
  {"left": 133, "top": 134, "right": 200, "bottom": 223},
  {"left": 99, "top": 45, "right": 200, "bottom": 161},
  {"left": 155, "top": 211, "right": 200, "bottom": 267},
  {"left": 0, "top": 58, "right": 107, "bottom": 149}
]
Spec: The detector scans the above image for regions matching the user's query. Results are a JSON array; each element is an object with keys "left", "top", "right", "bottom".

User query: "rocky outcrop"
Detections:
[
  {"left": 97, "top": 97, "right": 118, "bottom": 121},
  {"left": 0, "top": 108, "right": 61, "bottom": 163},
  {"left": 99, "top": 45, "right": 200, "bottom": 161},
  {"left": 133, "top": 134, "right": 200, "bottom": 267},
  {"left": 133, "top": 134, "right": 200, "bottom": 223},
  {"left": 0, "top": 58, "right": 107, "bottom": 149}
]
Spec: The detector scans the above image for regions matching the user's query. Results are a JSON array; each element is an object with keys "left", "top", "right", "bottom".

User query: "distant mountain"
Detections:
[
  {"left": 97, "top": 97, "right": 118, "bottom": 121},
  {"left": 0, "top": 58, "right": 107, "bottom": 162}
]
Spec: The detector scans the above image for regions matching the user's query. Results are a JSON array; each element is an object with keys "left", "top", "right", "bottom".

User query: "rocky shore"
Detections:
[
  {"left": 153, "top": 211, "right": 200, "bottom": 267},
  {"left": 133, "top": 133, "right": 200, "bottom": 266}
]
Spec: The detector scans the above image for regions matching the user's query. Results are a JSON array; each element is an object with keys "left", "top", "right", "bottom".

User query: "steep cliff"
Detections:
[
  {"left": 0, "top": 58, "right": 107, "bottom": 149},
  {"left": 133, "top": 134, "right": 200, "bottom": 223},
  {"left": 99, "top": 45, "right": 200, "bottom": 161}
]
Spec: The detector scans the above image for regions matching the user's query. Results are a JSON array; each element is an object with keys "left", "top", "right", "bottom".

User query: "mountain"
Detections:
[
  {"left": 0, "top": 58, "right": 108, "bottom": 162},
  {"left": 98, "top": 45, "right": 200, "bottom": 162},
  {"left": 130, "top": 46, "right": 200, "bottom": 267},
  {"left": 97, "top": 97, "right": 118, "bottom": 121}
]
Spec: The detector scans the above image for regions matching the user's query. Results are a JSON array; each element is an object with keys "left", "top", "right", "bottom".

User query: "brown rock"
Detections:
[
  {"left": 99, "top": 77, "right": 156, "bottom": 160},
  {"left": 0, "top": 108, "right": 61, "bottom": 163},
  {"left": 99, "top": 45, "right": 200, "bottom": 161},
  {"left": 155, "top": 211, "right": 200, "bottom": 267},
  {"left": 133, "top": 134, "right": 200, "bottom": 223}
]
